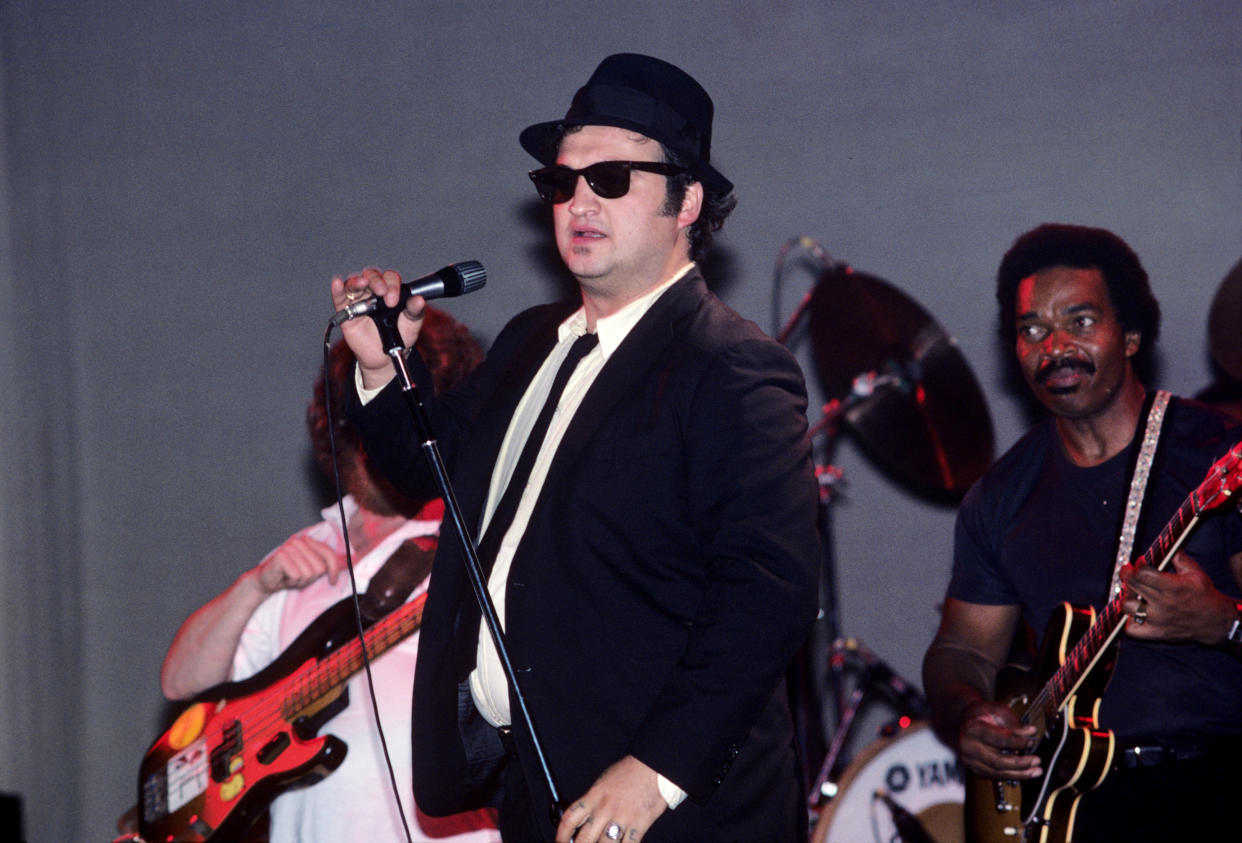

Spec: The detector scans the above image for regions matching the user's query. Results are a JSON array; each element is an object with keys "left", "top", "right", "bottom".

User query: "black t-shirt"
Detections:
[{"left": 949, "top": 396, "right": 1242, "bottom": 744}]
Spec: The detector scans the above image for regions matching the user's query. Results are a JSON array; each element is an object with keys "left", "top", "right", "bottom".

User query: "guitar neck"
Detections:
[
  {"left": 1033, "top": 493, "right": 1204, "bottom": 720},
  {"left": 281, "top": 592, "right": 427, "bottom": 719}
]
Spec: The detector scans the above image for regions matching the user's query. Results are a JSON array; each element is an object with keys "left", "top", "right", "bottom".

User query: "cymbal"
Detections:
[
  {"left": 808, "top": 264, "right": 994, "bottom": 496},
  {"left": 1209, "top": 258, "right": 1241, "bottom": 381}
]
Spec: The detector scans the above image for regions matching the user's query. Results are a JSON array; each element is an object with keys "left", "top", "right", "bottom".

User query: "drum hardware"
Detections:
[
  {"left": 802, "top": 253, "right": 994, "bottom": 499},
  {"left": 875, "top": 788, "right": 938, "bottom": 843},
  {"left": 770, "top": 235, "right": 996, "bottom": 640},
  {"left": 808, "top": 638, "right": 930, "bottom": 811},
  {"left": 771, "top": 238, "right": 993, "bottom": 839},
  {"left": 809, "top": 721, "right": 963, "bottom": 843}
]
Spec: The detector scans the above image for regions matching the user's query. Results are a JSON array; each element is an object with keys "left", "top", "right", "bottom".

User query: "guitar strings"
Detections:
[
  {"left": 1020, "top": 493, "right": 1200, "bottom": 729},
  {"left": 160, "top": 594, "right": 427, "bottom": 812}
]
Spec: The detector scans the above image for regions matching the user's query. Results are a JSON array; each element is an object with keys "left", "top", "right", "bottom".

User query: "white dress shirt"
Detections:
[{"left": 358, "top": 263, "right": 695, "bottom": 807}]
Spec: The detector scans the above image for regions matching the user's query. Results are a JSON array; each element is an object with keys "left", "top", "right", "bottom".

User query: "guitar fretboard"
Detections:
[
  {"left": 1019, "top": 452, "right": 1239, "bottom": 728},
  {"left": 281, "top": 592, "right": 427, "bottom": 718}
]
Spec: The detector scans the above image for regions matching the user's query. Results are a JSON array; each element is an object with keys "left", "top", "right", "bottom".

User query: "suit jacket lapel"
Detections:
[{"left": 545, "top": 272, "right": 706, "bottom": 490}]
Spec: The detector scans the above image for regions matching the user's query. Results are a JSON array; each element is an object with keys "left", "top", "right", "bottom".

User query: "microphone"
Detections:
[
  {"left": 330, "top": 261, "right": 486, "bottom": 326},
  {"left": 866, "top": 658, "right": 931, "bottom": 720},
  {"left": 833, "top": 638, "right": 930, "bottom": 719},
  {"left": 874, "top": 789, "right": 936, "bottom": 843}
]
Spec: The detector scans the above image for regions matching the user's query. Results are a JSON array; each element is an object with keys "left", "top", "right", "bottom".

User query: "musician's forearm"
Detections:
[
  {"left": 160, "top": 568, "right": 270, "bottom": 699},
  {"left": 922, "top": 638, "right": 999, "bottom": 750}
]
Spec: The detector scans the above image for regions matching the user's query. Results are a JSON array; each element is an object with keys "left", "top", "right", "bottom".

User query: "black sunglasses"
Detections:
[{"left": 528, "top": 160, "right": 688, "bottom": 204}]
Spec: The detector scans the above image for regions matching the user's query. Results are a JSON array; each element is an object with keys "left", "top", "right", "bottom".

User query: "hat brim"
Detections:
[{"left": 520, "top": 116, "right": 734, "bottom": 198}]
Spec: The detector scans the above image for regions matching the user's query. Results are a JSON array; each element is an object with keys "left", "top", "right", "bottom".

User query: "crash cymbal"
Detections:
[
  {"left": 1208, "top": 258, "right": 1242, "bottom": 381},
  {"left": 808, "top": 264, "right": 994, "bottom": 496}
]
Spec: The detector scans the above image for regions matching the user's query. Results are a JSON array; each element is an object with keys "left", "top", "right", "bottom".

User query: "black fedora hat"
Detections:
[{"left": 519, "top": 53, "right": 733, "bottom": 197}]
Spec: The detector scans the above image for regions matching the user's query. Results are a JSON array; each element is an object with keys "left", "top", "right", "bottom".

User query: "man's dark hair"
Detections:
[
  {"left": 996, "top": 223, "right": 1161, "bottom": 374},
  {"left": 549, "top": 124, "right": 735, "bottom": 262},
  {"left": 660, "top": 142, "right": 736, "bottom": 262},
  {"left": 308, "top": 305, "right": 483, "bottom": 486}
]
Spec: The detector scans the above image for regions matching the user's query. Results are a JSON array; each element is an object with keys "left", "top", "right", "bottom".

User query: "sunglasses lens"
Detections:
[
  {"left": 531, "top": 167, "right": 577, "bottom": 203},
  {"left": 582, "top": 162, "right": 631, "bottom": 199}
]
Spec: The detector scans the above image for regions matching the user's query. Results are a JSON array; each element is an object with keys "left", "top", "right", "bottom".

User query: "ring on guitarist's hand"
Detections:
[{"left": 1133, "top": 604, "right": 1148, "bottom": 625}]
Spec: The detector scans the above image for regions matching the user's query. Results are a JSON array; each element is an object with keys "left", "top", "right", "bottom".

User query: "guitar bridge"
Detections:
[{"left": 992, "top": 779, "right": 1016, "bottom": 811}]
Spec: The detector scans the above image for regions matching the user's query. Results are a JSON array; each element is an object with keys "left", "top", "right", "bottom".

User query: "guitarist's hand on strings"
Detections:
[
  {"left": 1120, "top": 551, "right": 1238, "bottom": 645},
  {"left": 958, "top": 700, "right": 1043, "bottom": 780}
]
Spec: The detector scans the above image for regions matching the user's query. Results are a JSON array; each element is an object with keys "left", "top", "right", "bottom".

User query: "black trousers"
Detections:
[
  {"left": 496, "top": 750, "right": 555, "bottom": 842},
  {"left": 1073, "top": 748, "right": 1241, "bottom": 841}
]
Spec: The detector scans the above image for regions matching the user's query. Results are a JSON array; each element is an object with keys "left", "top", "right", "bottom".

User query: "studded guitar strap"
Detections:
[{"left": 1108, "top": 389, "right": 1172, "bottom": 599}]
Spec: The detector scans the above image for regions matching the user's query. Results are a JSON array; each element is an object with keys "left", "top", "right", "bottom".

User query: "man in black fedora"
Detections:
[{"left": 336, "top": 53, "right": 820, "bottom": 841}]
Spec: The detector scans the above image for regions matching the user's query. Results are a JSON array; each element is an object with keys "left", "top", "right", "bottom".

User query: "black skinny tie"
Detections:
[{"left": 476, "top": 331, "right": 599, "bottom": 568}]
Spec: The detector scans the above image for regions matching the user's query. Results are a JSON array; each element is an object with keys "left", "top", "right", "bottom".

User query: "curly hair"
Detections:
[
  {"left": 308, "top": 305, "right": 484, "bottom": 483},
  {"left": 996, "top": 223, "right": 1161, "bottom": 373}
]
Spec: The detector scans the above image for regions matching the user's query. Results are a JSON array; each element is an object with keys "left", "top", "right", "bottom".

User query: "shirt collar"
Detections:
[
  {"left": 558, "top": 262, "right": 695, "bottom": 359},
  {"left": 321, "top": 493, "right": 360, "bottom": 527}
]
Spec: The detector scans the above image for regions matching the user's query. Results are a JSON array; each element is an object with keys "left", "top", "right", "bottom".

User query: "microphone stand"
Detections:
[{"left": 369, "top": 308, "right": 565, "bottom": 825}]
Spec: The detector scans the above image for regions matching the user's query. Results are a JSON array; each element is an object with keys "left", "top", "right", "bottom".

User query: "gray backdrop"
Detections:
[{"left": 1, "top": 1, "right": 1238, "bottom": 840}]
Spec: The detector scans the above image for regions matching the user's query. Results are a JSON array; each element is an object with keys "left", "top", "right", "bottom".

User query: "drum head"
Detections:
[{"left": 812, "top": 722, "right": 963, "bottom": 843}]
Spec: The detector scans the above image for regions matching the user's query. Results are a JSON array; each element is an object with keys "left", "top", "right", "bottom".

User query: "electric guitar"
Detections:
[
  {"left": 966, "top": 441, "right": 1242, "bottom": 843},
  {"left": 136, "top": 589, "right": 427, "bottom": 842}
]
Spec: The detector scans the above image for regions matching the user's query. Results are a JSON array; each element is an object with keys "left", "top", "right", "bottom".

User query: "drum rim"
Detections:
[{"left": 811, "top": 720, "right": 962, "bottom": 843}]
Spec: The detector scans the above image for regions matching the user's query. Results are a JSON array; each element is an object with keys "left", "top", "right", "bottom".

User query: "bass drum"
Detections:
[{"left": 811, "top": 722, "right": 963, "bottom": 843}]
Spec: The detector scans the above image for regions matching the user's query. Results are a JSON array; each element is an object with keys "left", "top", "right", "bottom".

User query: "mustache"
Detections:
[{"left": 1035, "top": 357, "right": 1096, "bottom": 384}]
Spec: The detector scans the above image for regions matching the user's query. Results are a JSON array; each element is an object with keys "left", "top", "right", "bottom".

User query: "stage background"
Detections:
[{"left": 1, "top": 2, "right": 1237, "bottom": 839}]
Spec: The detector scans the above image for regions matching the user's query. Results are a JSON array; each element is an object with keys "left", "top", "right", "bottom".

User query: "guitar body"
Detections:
[
  {"left": 966, "top": 603, "right": 1116, "bottom": 843},
  {"left": 965, "top": 442, "right": 1242, "bottom": 841},
  {"left": 137, "top": 599, "right": 366, "bottom": 842}
]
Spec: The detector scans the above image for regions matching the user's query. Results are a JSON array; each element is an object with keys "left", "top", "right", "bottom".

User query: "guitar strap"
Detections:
[{"left": 1108, "top": 389, "right": 1171, "bottom": 599}]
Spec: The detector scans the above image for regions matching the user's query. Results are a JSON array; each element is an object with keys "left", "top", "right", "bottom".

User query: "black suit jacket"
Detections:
[{"left": 352, "top": 272, "right": 821, "bottom": 840}]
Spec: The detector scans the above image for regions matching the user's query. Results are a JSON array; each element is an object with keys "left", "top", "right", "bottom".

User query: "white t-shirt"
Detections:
[{"left": 232, "top": 497, "right": 499, "bottom": 843}]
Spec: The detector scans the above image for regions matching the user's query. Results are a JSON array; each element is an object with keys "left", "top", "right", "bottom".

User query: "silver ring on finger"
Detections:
[{"left": 604, "top": 822, "right": 623, "bottom": 841}]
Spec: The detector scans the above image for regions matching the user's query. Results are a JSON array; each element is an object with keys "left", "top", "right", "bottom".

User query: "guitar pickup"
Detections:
[
  {"left": 257, "top": 731, "right": 291, "bottom": 765},
  {"left": 209, "top": 719, "right": 243, "bottom": 782}
]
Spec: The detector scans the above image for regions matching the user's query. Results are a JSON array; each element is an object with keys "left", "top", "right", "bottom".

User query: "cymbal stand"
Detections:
[
  {"left": 807, "top": 638, "right": 930, "bottom": 812},
  {"left": 772, "top": 244, "right": 841, "bottom": 795},
  {"left": 771, "top": 239, "right": 932, "bottom": 820}
]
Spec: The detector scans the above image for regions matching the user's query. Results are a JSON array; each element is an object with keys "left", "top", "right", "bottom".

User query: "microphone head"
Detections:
[{"left": 445, "top": 260, "right": 487, "bottom": 296}]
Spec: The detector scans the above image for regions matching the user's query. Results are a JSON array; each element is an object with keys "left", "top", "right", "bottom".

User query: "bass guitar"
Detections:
[
  {"left": 966, "top": 441, "right": 1242, "bottom": 843},
  {"left": 136, "top": 588, "right": 427, "bottom": 842}
]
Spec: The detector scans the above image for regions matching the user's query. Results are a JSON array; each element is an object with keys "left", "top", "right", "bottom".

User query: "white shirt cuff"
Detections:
[
  {"left": 354, "top": 363, "right": 386, "bottom": 405},
  {"left": 657, "top": 774, "right": 687, "bottom": 810}
]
